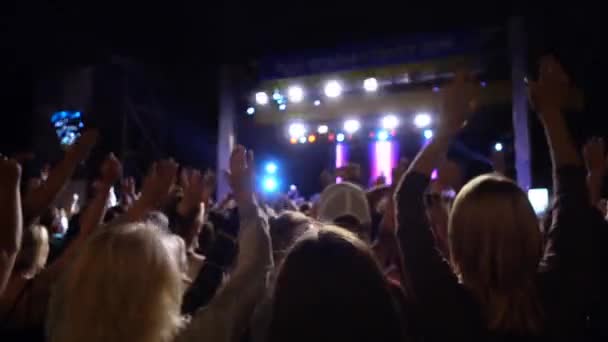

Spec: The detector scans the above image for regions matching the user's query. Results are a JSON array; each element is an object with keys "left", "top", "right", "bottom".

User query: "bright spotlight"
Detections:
[
  {"left": 343, "top": 119, "right": 361, "bottom": 134},
  {"left": 265, "top": 162, "right": 278, "bottom": 174},
  {"left": 246, "top": 107, "right": 255, "bottom": 115},
  {"left": 423, "top": 129, "right": 433, "bottom": 139},
  {"left": 414, "top": 113, "right": 432, "bottom": 128},
  {"left": 494, "top": 142, "right": 503, "bottom": 152},
  {"left": 299, "top": 136, "right": 307, "bottom": 144},
  {"left": 279, "top": 104, "right": 287, "bottom": 111},
  {"left": 272, "top": 90, "right": 282, "bottom": 100},
  {"left": 377, "top": 130, "right": 389, "bottom": 141},
  {"left": 308, "top": 135, "right": 316, "bottom": 143},
  {"left": 255, "top": 92, "right": 269, "bottom": 105},
  {"left": 262, "top": 177, "right": 278, "bottom": 193},
  {"left": 314, "top": 100, "right": 321, "bottom": 106},
  {"left": 287, "top": 86, "right": 304, "bottom": 103},
  {"left": 363, "top": 77, "right": 378, "bottom": 92},
  {"left": 336, "top": 133, "right": 345, "bottom": 142},
  {"left": 317, "top": 125, "right": 329, "bottom": 134},
  {"left": 324, "top": 80, "right": 342, "bottom": 98},
  {"left": 288, "top": 123, "right": 307, "bottom": 138},
  {"left": 382, "top": 115, "right": 399, "bottom": 129}
]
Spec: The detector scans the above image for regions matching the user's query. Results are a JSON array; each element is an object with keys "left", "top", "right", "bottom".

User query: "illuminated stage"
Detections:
[{"left": 217, "top": 24, "right": 535, "bottom": 197}]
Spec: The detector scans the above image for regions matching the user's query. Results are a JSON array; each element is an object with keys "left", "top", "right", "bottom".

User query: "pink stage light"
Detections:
[
  {"left": 431, "top": 169, "right": 438, "bottom": 180},
  {"left": 336, "top": 143, "right": 347, "bottom": 183},
  {"left": 374, "top": 141, "right": 394, "bottom": 184}
]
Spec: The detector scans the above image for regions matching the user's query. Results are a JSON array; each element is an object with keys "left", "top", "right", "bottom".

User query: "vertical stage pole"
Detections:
[
  {"left": 217, "top": 65, "right": 237, "bottom": 200},
  {"left": 509, "top": 17, "right": 532, "bottom": 190}
]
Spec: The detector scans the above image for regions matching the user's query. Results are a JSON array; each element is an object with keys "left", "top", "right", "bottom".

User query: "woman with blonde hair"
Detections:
[
  {"left": 49, "top": 147, "right": 273, "bottom": 342},
  {"left": 0, "top": 149, "right": 119, "bottom": 340},
  {"left": 48, "top": 223, "right": 187, "bottom": 342},
  {"left": 396, "top": 61, "right": 595, "bottom": 340}
]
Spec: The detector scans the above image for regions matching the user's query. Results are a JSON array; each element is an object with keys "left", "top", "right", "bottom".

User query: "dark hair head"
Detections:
[{"left": 269, "top": 225, "right": 404, "bottom": 342}]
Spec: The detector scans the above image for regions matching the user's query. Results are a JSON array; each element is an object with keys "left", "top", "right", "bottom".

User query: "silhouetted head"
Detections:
[{"left": 269, "top": 225, "right": 404, "bottom": 342}]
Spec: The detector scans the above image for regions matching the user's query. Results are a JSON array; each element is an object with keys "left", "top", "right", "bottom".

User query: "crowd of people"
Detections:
[{"left": 0, "top": 56, "right": 606, "bottom": 341}]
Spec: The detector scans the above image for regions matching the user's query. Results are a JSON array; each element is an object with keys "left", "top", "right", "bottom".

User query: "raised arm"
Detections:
[
  {"left": 0, "top": 159, "right": 22, "bottom": 295},
  {"left": 81, "top": 154, "right": 122, "bottom": 232},
  {"left": 528, "top": 55, "right": 597, "bottom": 336},
  {"left": 121, "top": 159, "right": 178, "bottom": 223},
  {"left": 175, "top": 169, "right": 216, "bottom": 245},
  {"left": 39, "top": 153, "right": 122, "bottom": 282},
  {"left": 582, "top": 138, "right": 606, "bottom": 207},
  {"left": 529, "top": 56, "right": 592, "bottom": 268},
  {"left": 22, "top": 130, "right": 98, "bottom": 226},
  {"left": 394, "top": 73, "right": 478, "bottom": 330},
  {"left": 177, "top": 146, "right": 273, "bottom": 342}
]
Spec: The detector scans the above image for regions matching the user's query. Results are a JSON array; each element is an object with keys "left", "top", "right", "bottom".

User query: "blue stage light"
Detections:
[
  {"left": 336, "top": 133, "right": 345, "bottom": 142},
  {"left": 494, "top": 142, "right": 503, "bottom": 152},
  {"left": 265, "top": 162, "right": 278, "bottom": 174},
  {"left": 262, "top": 177, "right": 278, "bottom": 192},
  {"left": 423, "top": 129, "right": 433, "bottom": 139},
  {"left": 377, "top": 130, "right": 389, "bottom": 141}
]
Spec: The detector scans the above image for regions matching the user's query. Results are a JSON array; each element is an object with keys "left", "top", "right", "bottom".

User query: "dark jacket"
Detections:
[{"left": 395, "top": 165, "right": 595, "bottom": 341}]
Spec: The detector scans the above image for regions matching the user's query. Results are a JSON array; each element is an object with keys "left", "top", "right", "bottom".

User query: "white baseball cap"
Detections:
[{"left": 316, "top": 182, "right": 371, "bottom": 226}]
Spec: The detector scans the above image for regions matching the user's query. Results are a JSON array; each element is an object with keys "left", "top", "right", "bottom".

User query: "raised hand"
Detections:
[
  {"left": 529, "top": 55, "right": 580, "bottom": 167},
  {"left": 178, "top": 168, "right": 205, "bottom": 215},
  {"left": 0, "top": 158, "right": 22, "bottom": 188},
  {"left": 528, "top": 55, "right": 570, "bottom": 119},
  {"left": 439, "top": 71, "right": 478, "bottom": 137},
  {"left": 120, "top": 177, "right": 137, "bottom": 207},
  {"left": 64, "top": 130, "right": 99, "bottom": 163},
  {"left": 100, "top": 153, "right": 123, "bottom": 185},
  {"left": 228, "top": 145, "right": 255, "bottom": 202},
  {"left": 140, "top": 159, "right": 179, "bottom": 208},
  {"left": 583, "top": 137, "right": 606, "bottom": 205},
  {"left": 22, "top": 130, "right": 98, "bottom": 226},
  {"left": 202, "top": 170, "right": 217, "bottom": 204},
  {"left": 583, "top": 137, "right": 606, "bottom": 173},
  {"left": 0, "top": 158, "right": 22, "bottom": 295},
  {"left": 404, "top": 72, "right": 477, "bottom": 179}
]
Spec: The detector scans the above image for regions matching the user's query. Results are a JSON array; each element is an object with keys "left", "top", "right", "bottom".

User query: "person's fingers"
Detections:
[
  {"left": 247, "top": 149, "right": 254, "bottom": 168},
  {"left": 230, "top": 145, "right": 246, "bottom": 172}
]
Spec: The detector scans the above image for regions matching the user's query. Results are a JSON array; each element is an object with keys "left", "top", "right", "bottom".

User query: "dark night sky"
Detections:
[{"left": 1, "top": 2, "right": 603, "bottom": 180}]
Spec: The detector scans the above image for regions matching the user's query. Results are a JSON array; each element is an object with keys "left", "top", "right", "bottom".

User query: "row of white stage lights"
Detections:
[
  {"left": 288, "top": 113, "right": 433, "bottom": 140},
  {"left": 253, "top": 77, "right": 380, "bottom": 109}
]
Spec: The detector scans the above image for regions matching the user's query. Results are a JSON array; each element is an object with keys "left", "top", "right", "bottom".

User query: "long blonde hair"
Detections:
[
  {"left": 449, "top": 174, "right": 543, "bottom": 334},
  {"left": 48, "top": 223, "right": 186, "bottom": 342}
]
